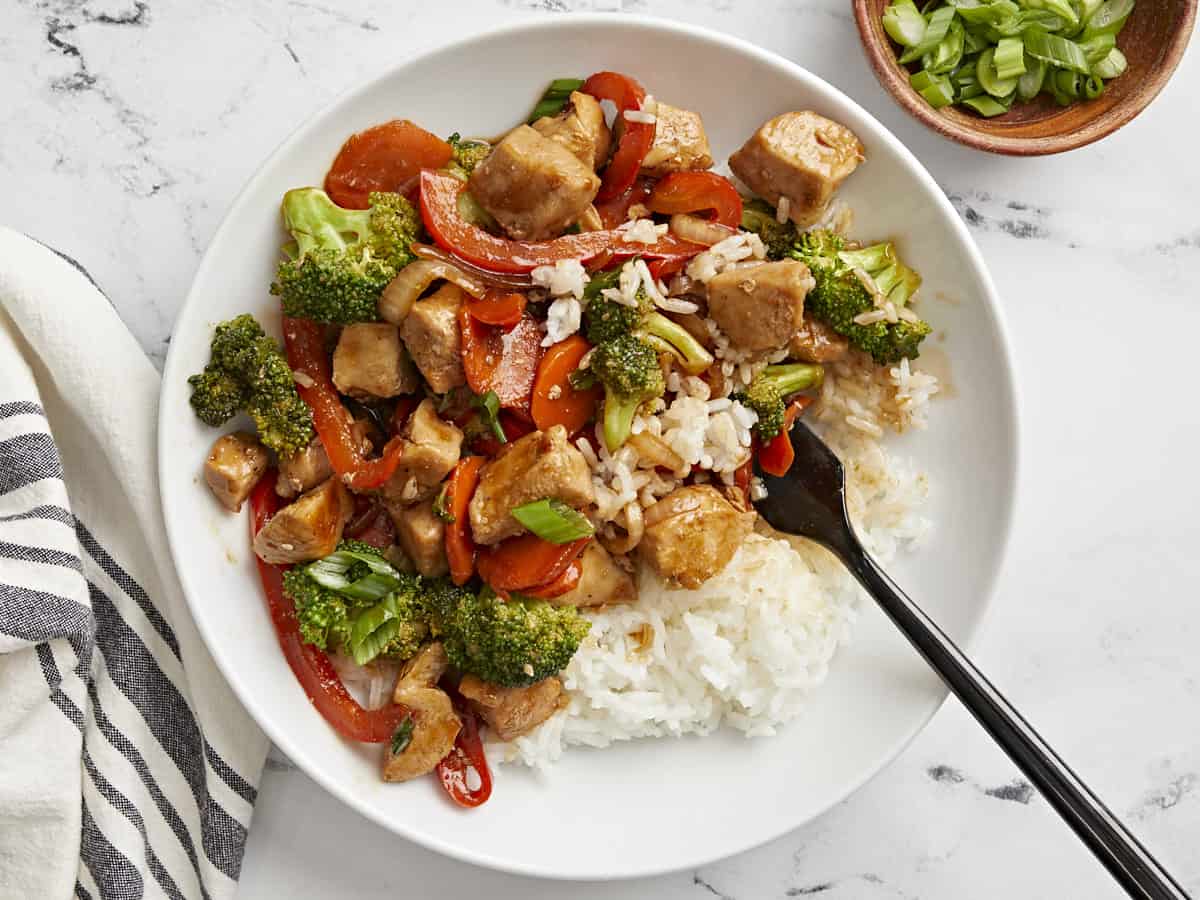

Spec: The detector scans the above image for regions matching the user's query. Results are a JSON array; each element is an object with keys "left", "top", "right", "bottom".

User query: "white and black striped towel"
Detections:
[{"left": 0, "top": 228, "right": 269, "bottom": 900}]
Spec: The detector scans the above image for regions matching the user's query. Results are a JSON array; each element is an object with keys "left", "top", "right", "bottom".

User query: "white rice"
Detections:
[
  {"left": 530, "top": 258, "right": 588, "bottom": 299},
  {"left": 541, "top": 296, "right": 582, "bottom": 347}
]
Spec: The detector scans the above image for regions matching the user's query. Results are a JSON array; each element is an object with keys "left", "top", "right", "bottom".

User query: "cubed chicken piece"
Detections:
[
  {"left": 639, "top": 102, "right": 714, "bottom": 177},
  {"left": 549, "top": 542, "right": 636, "bottom": 608},
  {"left": 276, "top": 438, "right": 333, "bottom": 499},
  {"left": 458, "top": 674, "right": 563, "bottom": 741},
  {"left": 398, "top": 283, "right": 466, "bottom": 394},
  {"left": 707, "top": 260, "right": 815, "bottom": 352},
  {"left": 729, "top": 111, "right": 865, "bottom": 227},
  {"left": 390, "top": 498, "right": 448, "bottom": 578},
  {"left": 383, "top": 643, "right": 461, "bottom": 783},
  {"left": 203, "top": 432, "right": 268, "bottom": 512},
  {"left": 332, "top": 323, "right": 418, "bottom": 401},
  {"left": 639, "top": 485, "right": 755, "bottom": 589},
  {"left": 253, "top": 477, "right": 351, "bottom": 565},
  {"left": 531, "top": 91, "right": 612, "bottom": 171},
  {"left": 469, "top": 125, "right": 600, "bottom": 241},
  {"left": 789, "top": 315, "right": 850, "bottom": 363},
  {"left": 381, "top": 399, "right": 463, "bottom": 506},
  {"left": 469, "top": 426, "right": 594, "bottom": 545}
]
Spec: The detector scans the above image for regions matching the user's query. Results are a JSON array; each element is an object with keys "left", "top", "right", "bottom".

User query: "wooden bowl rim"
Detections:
[{"left": 852, "top": 0, "right": 1198, "bottom": 156}]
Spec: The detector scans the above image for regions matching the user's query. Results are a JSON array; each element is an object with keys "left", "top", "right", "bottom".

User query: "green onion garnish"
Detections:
[
  {"left": 306, "top": 547, "right": 402, "bottom": 602},
  {"left": 391, "top": 715, "right": 415, "bottom": 755},
  {"left": 527, "top": 78, "right": 585, "bottom": 124},
  {"left": 882, "top": 0, "right": 1134, "bottom": 117},
  {"left": 472, "top": 390, "right": 506, "bottom": 444},
  {"left": 511, "top": 498, "right": 595, "bottom": 544}
]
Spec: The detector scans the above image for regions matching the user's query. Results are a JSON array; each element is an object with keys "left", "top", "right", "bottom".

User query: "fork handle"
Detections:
[{"left": 841, "top": 544, "right": 1190, "bottom": 900}]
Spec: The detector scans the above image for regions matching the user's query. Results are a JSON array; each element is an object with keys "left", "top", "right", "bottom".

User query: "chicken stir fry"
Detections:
[{"left": 189, "top": 70, "right": 932, "bottom": 808}]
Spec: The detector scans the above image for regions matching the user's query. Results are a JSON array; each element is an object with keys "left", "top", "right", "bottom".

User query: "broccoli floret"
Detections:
[
  {"left": 590, "top": 334, "right": 666, "bottom": 452},
  {"left": 269, "top": 188, "right": 421, "bottom": 324},
  {"left": 283, "top": 540, "right": 430, "bottom": 664},
  {"left": 735, "top": 364, "right": 825, "bottom": 440},
  {"left": 282, "top": 567, "right": 351, "bottom": 650},
  {"left": 432, "top": 589, "right": 591, "bottom": 687},
  {"left": 187, "top": 314, "right": 314, "bottom": 456},
  {"left": 446, "top": 133, "right": 491, "bottom": 178},
  {"left": 581, "top": 264, "right": 715, "bottom": 450},
  {"left": 740, "top": 198, "right": 801, "bottom": 260},
  {"left": 793, "top": 230, "right": 930, "bottom": 365}
]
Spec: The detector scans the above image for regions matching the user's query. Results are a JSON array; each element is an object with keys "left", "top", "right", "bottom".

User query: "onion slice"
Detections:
[
  {"left": 628, "top": 432, "right": 684, "bottom": 473},
  {"left": 668, "top": 214, "right": 735, "bottom": 248},
  {"left": 379, "top": 259, "right": 487, "bottom": 325},
  {"left": 412, "top": 244, "right": 533, "bottom": 291}
]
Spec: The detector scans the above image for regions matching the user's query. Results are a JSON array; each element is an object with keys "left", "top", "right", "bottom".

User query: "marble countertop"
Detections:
[{"left": 6, "top": 0, "right": 1199, "bottom": 896}]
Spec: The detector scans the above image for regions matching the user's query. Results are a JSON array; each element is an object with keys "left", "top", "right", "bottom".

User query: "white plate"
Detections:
[{"left": 159, "top": 15, "right": 1019, "bottom": 881}]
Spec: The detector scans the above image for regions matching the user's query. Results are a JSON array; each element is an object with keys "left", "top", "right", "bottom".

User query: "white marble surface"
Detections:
[{"left": 6, "top": 0, "right": 1200, "bottom": 896}]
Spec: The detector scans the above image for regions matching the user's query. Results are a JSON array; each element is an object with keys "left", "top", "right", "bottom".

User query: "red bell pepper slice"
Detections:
[
  {"left": 436, "top": 702, "right": 492, "bottom": 808},
  {"left": 283, "top": 317, "right": 404, "bottom": 491},
  {"left": 476, "top": 534, "right": 590, "bottom": 593},
  {"left": 249, "top": 474, "right": 410, "bottom": 743},
  {"left": 594, "top": 177, "right": 655, "bottom": 229},
  {"left": 445, "top": 456, "right": 485, "bottom": 586},
  {"left": 757, "top": 397, "right": 815, "bottom": 478},
  {"left": 646, "top": 171, "right": 744, "bottom": 229},
  {"left": 325, "top": 119, "right": 452, "bottom": 209},
  {"left": 580, "top": 71, "right": 655, "bottom": 202},
  {"left": 420, "top": 171, "right": 703, "bottom": 275}
]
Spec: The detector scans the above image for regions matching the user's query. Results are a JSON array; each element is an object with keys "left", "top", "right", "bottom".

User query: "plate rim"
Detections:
[{"left": 158, "top": 12, "right": 1022, "bottom": 880}]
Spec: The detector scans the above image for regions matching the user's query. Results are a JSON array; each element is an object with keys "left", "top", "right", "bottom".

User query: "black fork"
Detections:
[{"left": 752, "top": 420, "right": 1190, "bottom": 900}]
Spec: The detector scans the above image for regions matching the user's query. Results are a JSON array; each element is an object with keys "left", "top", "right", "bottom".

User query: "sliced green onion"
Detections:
[
  {"left": 1023, "top": 28, "right": 1091, "bottom": 73},
  {"left": 432, "top": 484, "right": 455, "bottom": 523},
  {"left": 951, "top": 0, "right": 1020, "bottom": 26},
  {"left": 472, "top": 390, "right": 506, "bottom": 444},
  {"left": 924, "top": 19, "right": 966, "bottom": 73},
  {"left": 962, "top": 27, "right": 990, "bottom": 53},
  {"left": 391, "top": 715, "right": 415, "bottom": 755},
  {"left": 911, "top": 69, "right": 957, "bottom": 107},
  {"left": 1084, "top": 75, "right": 1105, "bottom": 99},
  {"left": 883, "top": 0, "right": 928, "bottom": 46},
  {"left": 900, "top": 5, "right": 956, "bottom": 63},
  {"left": 1077, "top": 0, "right": 1105, "bottom": 26},
  {"left": 527, "top": 77, "right": 585, "bottom": 124},
  {"left": 994, "top": 36, "right": 1027, "bottom": 78},
  {"left": 977, "top": 47, "right": 1020, "bottom": 97},
  {"left": 961, "top": 94, "right": 1014, "bottom": 115},
  {"left": 1023, "top": 0, "right": 1079, "bottom": 27},
  {"left": 1082, "top": 0, "right": 1133, "bottom": 37},
  {"left": 1054, "top": 68, "right": 1083, "bottom": 97},
  {"left": 348, "top": 594, "right": 411, "bottom": 665},
  {"left": 1079, "top": 33, "right": 1117, "bottom": 62},
  {"left": 1092, "top": 47, "right": 1127, "bottom": 78},
  {"left": 511, "top": 498, "right": 595, "bottom": 544},
  {"left": 307, "top": 547, "right": 402, "bottom": 602},
  {"left": 1016, "top": 55, "right": 1047, "bottom": 99}
]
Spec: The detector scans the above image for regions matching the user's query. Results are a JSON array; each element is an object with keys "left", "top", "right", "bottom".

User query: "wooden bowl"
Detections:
[{"left": 852, "top": 0, "right": 1197, "bottom": 155}]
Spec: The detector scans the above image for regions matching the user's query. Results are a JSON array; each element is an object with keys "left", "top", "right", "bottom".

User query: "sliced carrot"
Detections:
[
  {"left": 521, "top": 559, "right": 582, "bottom": 599},
  {"left": 459, "top": 308, "right": 542, "bottom": 414},
  {"left": 476, "top": 534, "right": 590, "bottom": 593},
  {"left": 531, "top": 334, "right": 601, "bottom": 436},
  {"left": 324, "top": 119, "right": 451, "bottom": 209},
  {"left": 445, "top": 456, "right": 485, "bottom": 586},
  {"left": 466, "top": 289, "right": 527, "bottom": 328}
]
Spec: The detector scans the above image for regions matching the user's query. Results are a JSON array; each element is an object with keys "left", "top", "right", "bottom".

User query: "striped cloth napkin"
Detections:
[{"left": 0, "top": 228, "right": 269, "bottom": 900}]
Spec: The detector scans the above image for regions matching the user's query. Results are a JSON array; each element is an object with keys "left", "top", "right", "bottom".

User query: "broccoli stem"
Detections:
[
  {"left": 603, "top": 390, "right": 642, "bottom": 453},
  {"left": 761, "top": 363, "right": 824, "bottom": 396},
  {"left": 641, "top": 311, "right": 714, "bottom": 375}
]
